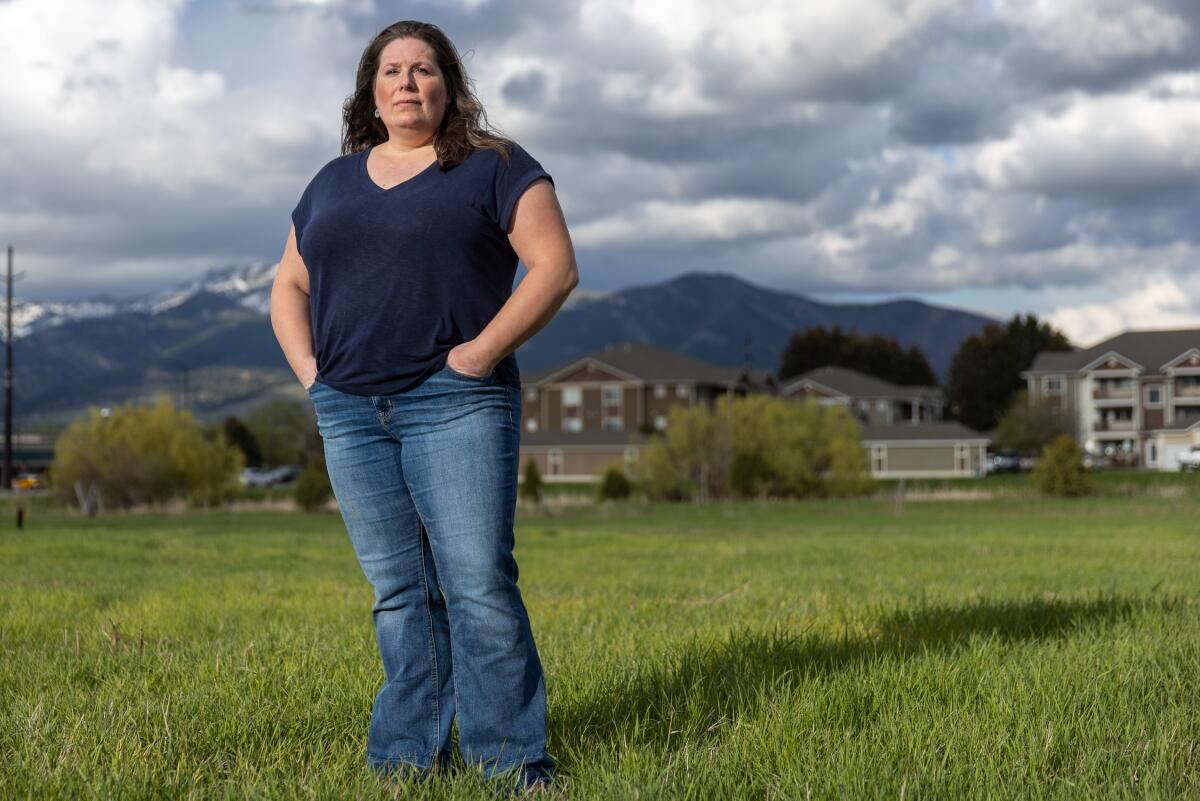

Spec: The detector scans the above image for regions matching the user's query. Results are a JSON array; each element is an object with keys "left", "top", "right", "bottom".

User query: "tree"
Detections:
[
  {"left": 946, "top": 314, "right": 1072, "bottom": 432},
  {"left": 778, "top": 325, "right": 938, "bottom": 386},
  {"left": 993, "top": 389, "right": 1072, "bottom": 453},
  {"left": 597, "top": 466, "right": 632, "bottom": 500},
  {"left": 223, "top": 416, "right": 263, "bottom": 468},
  {"left": 520, "top": 458, "right": 544, "bottom": 503},
  {"left": 295, "top": 455, "right": 333, "bottom": 512},
  {"left": 1031, "top": 435, "right": 1092, "bottom": 497},
  {"left": 246, "top": 399, "right": 318, "bottom": 468},
  {"left": 52, "top": 395, "right": 245, "bottom": 511}
]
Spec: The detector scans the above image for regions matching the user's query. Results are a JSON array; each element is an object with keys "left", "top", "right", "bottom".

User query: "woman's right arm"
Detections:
[{"left": 269, "top": 225, "right": 319, "bottom": 388}]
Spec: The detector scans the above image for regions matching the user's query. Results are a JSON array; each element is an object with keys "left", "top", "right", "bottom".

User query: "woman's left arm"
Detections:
[{"left": 448, "top": 179, "right": 580, "bottom": 375}]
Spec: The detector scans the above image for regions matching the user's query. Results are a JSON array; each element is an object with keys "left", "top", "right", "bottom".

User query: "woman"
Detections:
[{"left": 269, "top": 20, "right": 577, "bottom": 796}]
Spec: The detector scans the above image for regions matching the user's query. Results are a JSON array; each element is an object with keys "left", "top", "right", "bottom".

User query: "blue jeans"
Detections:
[{"left": 307, "top": 362, "right": 554, "bottom": 789}]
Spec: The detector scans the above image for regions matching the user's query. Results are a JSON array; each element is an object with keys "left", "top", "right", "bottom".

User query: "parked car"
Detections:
[
  {"left": 1179, "top": 446, "right": 1200, "bottom": 472},
  {"left": 986, "top": 449, "right": 1021, "bottom": 474},
  {"left": 240, "top": 465, "right": 301, "bottom": 487},
  {"left": 15, "top": 472, "right": 41, "bottom": 490}
]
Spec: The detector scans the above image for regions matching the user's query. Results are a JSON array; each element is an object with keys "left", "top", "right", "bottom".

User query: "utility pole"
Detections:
[{"left": 4, "top": 245, "right": 13, "bottom": 492}]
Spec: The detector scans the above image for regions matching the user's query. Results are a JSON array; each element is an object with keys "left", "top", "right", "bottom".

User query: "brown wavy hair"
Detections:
[{"left": 341, "top": 20, "right": 511, "bottom": 168}]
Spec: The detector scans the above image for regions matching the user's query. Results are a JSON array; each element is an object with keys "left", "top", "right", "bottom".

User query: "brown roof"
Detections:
[
  {"left": 1027, "top": 327, "right": 1200, "bottom": 376},
  {"left": 858, "top": 421, "right": 989, "bottom": 442},
  {"left": 783, "top": 365, "right": 941, "bottom": 399},
  {"left": 523, "top": 341, "right": 750, "bottom": 385},
  {"left": 520, "top": 429, "right": 652, "bottom": 447}
]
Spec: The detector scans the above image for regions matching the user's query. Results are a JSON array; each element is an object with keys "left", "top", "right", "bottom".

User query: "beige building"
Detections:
[{"left": 1021, "top": 327, "right": 1200, "bottom": 470}]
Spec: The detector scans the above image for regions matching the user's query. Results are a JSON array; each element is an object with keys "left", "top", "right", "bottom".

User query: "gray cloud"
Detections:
[{"left": 3, "top": 0, "right": 1200, "bottom": 343}]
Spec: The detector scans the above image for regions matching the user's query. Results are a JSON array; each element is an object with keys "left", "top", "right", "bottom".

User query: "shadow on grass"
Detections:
[{"left": 554, "top": 590, "right": 1184, "bottom": 755}]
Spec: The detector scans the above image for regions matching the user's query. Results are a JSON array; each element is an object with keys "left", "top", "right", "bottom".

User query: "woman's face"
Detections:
[{"left": 373, "top": 37, "right": 448, "bottom": 139}]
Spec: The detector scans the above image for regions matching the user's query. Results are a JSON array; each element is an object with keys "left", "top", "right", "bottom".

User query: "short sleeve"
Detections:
[
  {"left": 291, "top": 183, "right": 312, "bottom": 251},
  {"left": 494, "top": 142, "right": 554, "bottom": 233}
]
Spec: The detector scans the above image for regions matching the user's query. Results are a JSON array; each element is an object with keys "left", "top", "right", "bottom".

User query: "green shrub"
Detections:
[
  {"left": 728, "top": 450, "right": 774, "bottom": 497},
  {"left": 520, "top": 457, "right": 544, "bottom": 503},
  {"left": 598, "top": 466, "right": 632, "bottom": 500},
  {"left": 630, "top": 394, "right": 874, "bottom": 501},
  {"left": 1031, "top": 434, "right": 1092, "bottom": 497},
  {"left": 294, "top": 458, "right": 333, "bottom": 512},
  {"left": 52, "top": 395, "right": 245, "bottom": 511}
]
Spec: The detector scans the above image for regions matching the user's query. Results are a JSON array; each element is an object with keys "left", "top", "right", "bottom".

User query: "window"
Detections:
[
  {"left": 525, "top": 388, "right": 538, "bottom": 401},
  {"left": 1145, "top": 385, "right": 1162, "bottom": 407},
  {"left": 602, "top": 384, "right": 623, "bottom": 431},
  {"left": 676, "top": 384, "right": 689, "bottom": 398},
  {"left": 548, "top": 449, "right": 562, "bottom": 475},
  {"left": 561, "top": 385, "right": 582, "bottom": 431},
  {"left": 654, "top": 383, "right": 667, "bottom": 399},
  {"left": 871, "top": 444, "right": 887, "bottom": 474},
  {"left": 1043, "top": 375, "right": 1064, "bottom": 394},
  {"left": 876, "top": 400, "right": 889, "bottom": 413},
  {"left": 654, "top": 415, "right": 667, "bottom": 430},
  {"left": 525, "top": 419, "right": 538, "bottom": 432},
  {"left": 955, "top": 443, "right": 970, "bottom": 472}
]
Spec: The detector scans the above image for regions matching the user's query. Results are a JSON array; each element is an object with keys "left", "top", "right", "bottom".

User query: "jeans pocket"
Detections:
[{"left": 443, "top": 362, "right": 495, "bottom": 382}]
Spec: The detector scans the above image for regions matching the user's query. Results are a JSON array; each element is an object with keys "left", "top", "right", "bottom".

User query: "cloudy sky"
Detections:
[{"left": 3, "top": 0, "right": 1200, "bottom": 345}]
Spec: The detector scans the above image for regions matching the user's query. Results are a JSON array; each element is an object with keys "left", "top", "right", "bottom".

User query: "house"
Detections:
[
  {"left": 778, "top": 366, "right": 986, "bottom": 478},
  {"left": 1020, "top": 327, "right": 1200, "bottom": 470},
  {"left": 777, "top": 365, "right": 944, "bottom": 425},
  {"left": 858, "top": 422, "right": 990, "bottom": 479},
  {"left": 517, "top": 341, "right": 773, "bottom": 482}
]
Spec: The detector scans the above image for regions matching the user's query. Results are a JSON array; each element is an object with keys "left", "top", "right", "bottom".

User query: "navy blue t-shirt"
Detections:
[{"left": 290, "top": 140, "right": 553, "bottom": 395}]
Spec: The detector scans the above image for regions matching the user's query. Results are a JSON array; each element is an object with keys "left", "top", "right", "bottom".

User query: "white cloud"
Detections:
[
  {"left": 993, "top": 0, "right": 1189, "bottom": 73},
  {"left": 974, "top": 82, "right": 1200, "bottom": 194},
  {"left": 1048, "top": 272, "right": 1200, "bottom": 345}
]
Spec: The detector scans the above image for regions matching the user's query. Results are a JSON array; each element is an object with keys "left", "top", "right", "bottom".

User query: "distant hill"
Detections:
[
  {"left": 517, "top": 271, "right": 995, "bottom": 383},
  {"left": 10, "top": 266, "right": 997, "bottom": 428}
]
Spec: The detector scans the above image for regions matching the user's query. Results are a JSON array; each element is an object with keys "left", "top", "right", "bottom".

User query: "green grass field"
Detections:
[{"left": 2, "top": 492, "right": 1199, "bottom": 799}]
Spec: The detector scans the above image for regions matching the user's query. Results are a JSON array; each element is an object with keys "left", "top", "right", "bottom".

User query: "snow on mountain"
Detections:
[{"left": 9, "top": 262, "right": 280, "bottom": 338}]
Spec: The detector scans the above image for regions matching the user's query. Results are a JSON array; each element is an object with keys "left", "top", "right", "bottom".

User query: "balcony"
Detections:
[
  {"left": 1092, "top": 385, "right": 1135, "bottom": 401},
  {"left": 1094, "top": 418, "right": 1136, "bottom": 432},
  {"left": 1174, "top": 383, "right": 1200, "bottom": 399}
]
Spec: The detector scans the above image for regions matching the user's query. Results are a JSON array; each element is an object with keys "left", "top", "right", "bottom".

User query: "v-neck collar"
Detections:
[{"left": 358, "top": 145, "right": 441, "bottom": 194}]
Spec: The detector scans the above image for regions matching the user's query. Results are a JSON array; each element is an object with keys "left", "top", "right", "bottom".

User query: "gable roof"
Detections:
[
  {"left": 523, "top": 341, "right": 750, "bottom": 385},
  {"left": 1027, "top": 327, "right": 1200, "bottom": 376},
  {"left": 782, "top": 365, "right": 940, "bottom": 399},
  {"left": 858, "top": 421, "right": 989, "bottom": 442}
]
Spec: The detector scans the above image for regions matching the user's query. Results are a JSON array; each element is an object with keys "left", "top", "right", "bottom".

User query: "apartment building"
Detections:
[
  {"left": 517, "top": 341, "right": 773, "bottom": 482},
  {"left": 518, "top": 343, "right": 989, "bottom": 481},
  {"left": 1021, "top": 327, "right": 1200, "bottom": 470}
]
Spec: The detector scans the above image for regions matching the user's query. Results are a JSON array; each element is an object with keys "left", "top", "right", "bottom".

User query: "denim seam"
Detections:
[
  {"left": 415, "top": 514, "right": 441, "bottom": 763},
  {"left": 417, "top": 509, "right": 464, "bottom": 750}
]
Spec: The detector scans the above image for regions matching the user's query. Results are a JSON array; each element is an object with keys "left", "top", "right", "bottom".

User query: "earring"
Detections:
[{"left": 374, "top": 108, "right": 380, "bottom": 118}]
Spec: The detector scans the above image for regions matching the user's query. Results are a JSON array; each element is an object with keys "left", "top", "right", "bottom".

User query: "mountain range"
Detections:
[{"left": 12, "top": 264, "right": 998, "bottom": 428}]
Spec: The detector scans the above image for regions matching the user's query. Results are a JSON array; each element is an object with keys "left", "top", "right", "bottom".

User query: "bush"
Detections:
[
  {"left": 52, "top": 395, "right": 245, "bottom": 511},
  {"left": 598, "top": 466, "right": 632, "bottom": 500},
  {"left": 520, "top": 457, "right": 544, "bottom": 503},
  {"left": 1031, "top": 434, "right": 1092, "bottom": 497},
  {"left": 294, "top": 457, "right": 333, "bottom": 512},
  {"left": 728, "top": 450, "right": 773, "bottom": 497},
  {"left": 629, "top": 394, "right": 874, "bottom": 501}
]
